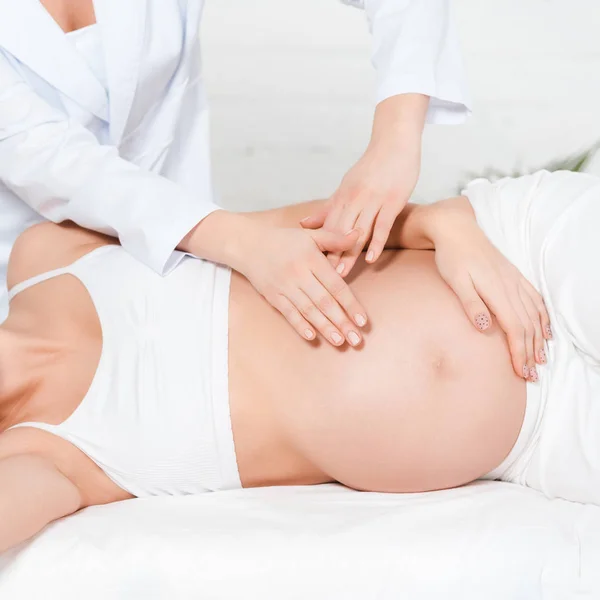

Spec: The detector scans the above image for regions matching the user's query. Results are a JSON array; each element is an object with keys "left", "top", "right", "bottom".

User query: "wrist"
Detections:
[
  {"left": 425, "top": 197, "right": 479, "bottom": 246},
  {"left": 180, "top": 210, "right": 261, "bottom": 272},
  {"left": 370, "top": 93, "right": 428, "bottom": 148},
  {"left": 390, "top": 197, "right": 477, "bottom": 251}
]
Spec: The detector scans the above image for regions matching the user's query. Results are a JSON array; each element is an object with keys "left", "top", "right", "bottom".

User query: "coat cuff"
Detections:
[
  {"left": 120, "top": 201, "right": 222, "bottom": 276},
  {"left": 375, "top": 81, "right": 471, "bottom": 125}
]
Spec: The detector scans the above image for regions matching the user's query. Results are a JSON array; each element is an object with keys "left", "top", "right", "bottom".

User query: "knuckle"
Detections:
[
  {"left": 299, "top": 303, "right": 316, "bottom": 320},
  {"left": 264, "top": 285, "right": 278, "bottom": 301},
  {"left": 278, "top": 302, "right": 293, "bottom": 318},
  {"left": 531, "top": 293, "right": 545, "bottom": 310},
  {"left": 509, "top": 322, "right": 525, "bottom": 338},
  {"left": 317, "top": 295, "right": 334, "bottom": 312},
  {"left": 510, "top": 335, "right": 526, "bottom": 354},
  {"left": 286, "top": 309, "right": 302, "bottom": 326},
  {"left": 531, "top": 290, "right": 544, "bottom": 303},
  {"left": 371, "top": 229, "right": 387, "bottom": 243},
  {"left": 328, "top": 280, "right": 348, "bottom": 298},
  {"left": 340, "top": 319, "right": 354, "bottom": 331},
  {"left": 377, "top": 213, "right": 394, "bottom": 229},
  {"left": 284, "top": 260, "right": 302, "bottom": 279}
]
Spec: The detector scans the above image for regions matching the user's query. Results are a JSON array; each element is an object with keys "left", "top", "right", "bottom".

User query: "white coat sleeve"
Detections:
[
  {"left": 0, "top": 54, "right": 221, "bottom": 275},
  {"left": 341, "top": 0, "right": 471, "bottom": 124}
]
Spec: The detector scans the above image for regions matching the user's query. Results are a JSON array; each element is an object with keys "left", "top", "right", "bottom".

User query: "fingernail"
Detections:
[
  {"left": 538, "top": 348, "right": 546, "bottom": 364},
  {"left": 529, "top": 366, "right": 539, "bottom": 383},
  {"left": 336, "top": 263, "right": 345, "bottom": 275},
  {"left": 331, "top": 332, "right": 343, "bottom": 345},
  {"left": 305, "top": 329, "right": 315, "bottom": 340},
  {"left": 300, "top": 217, "right": 310, "bottom": 223},
  {"left": 366, "top": 250, "right": 374, "bottom": 262},
  {"left": 545, "top": 324, "right": 553, "bottom": 339},
  {"left": 355, "top": 314, "right": 367, "bottom": 327},
  {"left": 522, "top": 365, "right": 529, "bottom": 379},
  {"left": 348, "top": 331, "right": 361, "bottom": 346},
  {"left": 475, "top": 313, "right": 490, "bottom": 331}
]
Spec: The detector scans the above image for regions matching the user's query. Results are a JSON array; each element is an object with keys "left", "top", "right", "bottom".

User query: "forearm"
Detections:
[
  {"left": 198, "top": 196, "right": 476, "bottom": 263},
  {"left": 246, "top": 199, "right": 436, "bottom": 251},
  {"left": 370, "top": 94, "right": 428, "bottom": 150},
  {"left": 386, "top": 196, "right": 478, "bottom": 250}
]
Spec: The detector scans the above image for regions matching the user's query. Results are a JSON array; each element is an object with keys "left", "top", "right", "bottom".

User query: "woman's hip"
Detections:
[{"left": 464, "top": 170, "right": 600, "bottom": 504}]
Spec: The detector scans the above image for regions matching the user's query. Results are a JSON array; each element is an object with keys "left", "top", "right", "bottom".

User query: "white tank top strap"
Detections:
[
  {"left": 7, "top": 245, "right": 116, "bottom": 303},
  {"left": 5, "top": 421, "right": 59, "bottom": 434},
  {"left": 8, "top": 266, "right": 72, "bottom": 301}
]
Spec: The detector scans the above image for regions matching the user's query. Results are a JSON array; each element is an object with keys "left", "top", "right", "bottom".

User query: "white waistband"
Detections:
[{"left": 481, "top": 370, "right": 546, "bottom": 482}]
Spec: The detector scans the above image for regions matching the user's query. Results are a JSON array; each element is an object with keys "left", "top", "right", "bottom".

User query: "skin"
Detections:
[
  {"left": 39, "top": 0, "right": 96, "bottom": 33},
  {"left": 0, "top": 200, "right": 532, "bottom": 553},
  {"left": 304, "top": 93, "right": 428, "bottom": 274},
  {"left": 37, "top": 0, "right": 428, "bottom": 349},
  {"left": 0, "top": 0, "right": 549, "bottom": 554}
]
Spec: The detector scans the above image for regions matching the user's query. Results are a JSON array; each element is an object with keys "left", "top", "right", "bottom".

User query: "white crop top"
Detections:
[{"left": 8, "top": 245, "right": 240, "bottom": 497}]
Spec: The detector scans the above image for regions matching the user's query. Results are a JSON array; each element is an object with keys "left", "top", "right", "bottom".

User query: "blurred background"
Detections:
[{"left": 202, "top": 0, "right": 600, "bottom": 211}]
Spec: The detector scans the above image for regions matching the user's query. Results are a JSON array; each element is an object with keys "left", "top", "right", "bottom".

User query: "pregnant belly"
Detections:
[{"left": 228, "top": 250, "right": 526, "bottom": 492}]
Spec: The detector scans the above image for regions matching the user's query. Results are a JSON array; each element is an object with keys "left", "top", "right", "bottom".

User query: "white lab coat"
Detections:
[{"left": 0, "top": 0, "right": 470, "bottom": 321}]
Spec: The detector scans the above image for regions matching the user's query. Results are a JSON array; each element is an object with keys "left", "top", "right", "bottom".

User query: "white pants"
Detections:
[{"left": 464, "top": 170, "right": 600, "bottom": 505}]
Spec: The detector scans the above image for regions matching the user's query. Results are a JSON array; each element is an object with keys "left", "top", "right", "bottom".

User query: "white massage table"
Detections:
[{"left": 1, "top": 481, "right": 599, "bottom": 599}]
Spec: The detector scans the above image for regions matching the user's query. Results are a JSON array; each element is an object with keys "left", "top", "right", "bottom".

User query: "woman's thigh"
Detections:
[{"left": 228, "top": 249, "right": 526, "bottom": 493}]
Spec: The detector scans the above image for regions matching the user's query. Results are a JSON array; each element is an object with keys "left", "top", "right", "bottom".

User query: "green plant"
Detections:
[{"left": 457, "top": 142, "right": 600, "bottom": 193}]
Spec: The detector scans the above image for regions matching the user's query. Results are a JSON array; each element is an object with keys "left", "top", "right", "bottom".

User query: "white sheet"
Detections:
[{"left": 1, "top": 481, "right": 599, "bottom": 599}]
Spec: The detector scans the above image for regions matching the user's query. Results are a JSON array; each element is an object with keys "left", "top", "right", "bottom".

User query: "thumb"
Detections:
[
  {"left": 300, "top": 205, "right": 329, "bottom": 230},
  {"left": 311, "top": 228, "right": 360, "bottom": 254}
]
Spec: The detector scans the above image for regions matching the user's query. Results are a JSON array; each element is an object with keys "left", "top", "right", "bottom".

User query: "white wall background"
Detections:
[{"left": 202, "top": 0, "right": 600, "bottom": 210}]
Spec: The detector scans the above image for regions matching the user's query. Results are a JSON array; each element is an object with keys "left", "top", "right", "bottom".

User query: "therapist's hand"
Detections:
[
  {"left": 301, "top": 94, "right": 428, "bottom": 277},
  {"left": 180, "top": 211, "right": 368, "bottom": 347},
  {"left": 238, "top": 224, "right": 368, "bottom": 348}
]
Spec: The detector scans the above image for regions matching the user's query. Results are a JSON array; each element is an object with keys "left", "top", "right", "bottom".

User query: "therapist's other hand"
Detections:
[
  {"left": 301, "top": 94, "right": 427, "bottom": 277},
  {"left": 240, "top": 225, "right": 368, "bottom": 347},
  {"left": 429, "top": 197, "right": 552, "bottom": 382},
  {"left": 302, "top": 138, "right": 420, "bottom": 276}
]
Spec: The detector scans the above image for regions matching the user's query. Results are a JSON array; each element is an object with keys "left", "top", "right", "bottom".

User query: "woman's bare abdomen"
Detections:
[{"left": 227, "top": 250, "right": 526, "bottom": 492}]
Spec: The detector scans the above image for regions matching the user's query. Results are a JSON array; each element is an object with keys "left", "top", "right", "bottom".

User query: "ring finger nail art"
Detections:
[
  {"left": 538, "top": 348, "right": 546, "bottom": 364},
  {"left": 529, "top": 367, "right": 539, "bottom": 383},
  {"left": 545, "top": 324, "right": 553, "bottom": 339}
]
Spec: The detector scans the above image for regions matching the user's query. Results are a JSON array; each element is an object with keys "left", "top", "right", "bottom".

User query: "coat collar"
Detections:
[
  {"left": 0, "top": 0, "right": 148, "bottom": 142},
  {"left": 94, "top": 0, "right": 147, "bottom": 144},
  {"left": 0, "top": 0, "right": 109, "bottom": 121}
]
